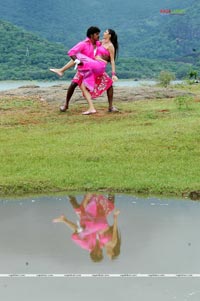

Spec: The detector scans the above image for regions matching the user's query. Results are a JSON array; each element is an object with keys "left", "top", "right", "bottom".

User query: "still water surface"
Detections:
[
  {"left": 0, "top": 79, "right": 182, "bottom": 91},
  {"left": 0, "top": 193, "right": 199, "bottom": 274},
  {"left": 0, "top": 193, "right": 200, "bottom": 300}
]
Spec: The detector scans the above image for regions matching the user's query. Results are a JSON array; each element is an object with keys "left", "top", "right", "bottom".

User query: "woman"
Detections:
[{"left": 50, "top": 29, "right": 119, "bottom": 115}]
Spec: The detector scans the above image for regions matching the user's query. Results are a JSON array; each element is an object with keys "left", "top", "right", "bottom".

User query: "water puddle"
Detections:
[
  {"left": 2, "top": 193, "right": 200, "bottom": 300},
  {"left": 0, "top": 193, "right": 200, "bottom": 276}
]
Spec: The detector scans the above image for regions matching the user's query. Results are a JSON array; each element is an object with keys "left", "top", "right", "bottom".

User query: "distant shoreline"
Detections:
[
  {"left": 0, "top": 79, "right": 157, "bottom": 91},
  {"left": 0, "top": 82, "right": 192, "bottom": 106},
  {"left": 0, "top": 79, "right": 183, "bottom": 92}
]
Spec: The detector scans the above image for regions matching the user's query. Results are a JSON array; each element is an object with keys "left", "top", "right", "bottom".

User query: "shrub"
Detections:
[{"left": 158, "top": 70, "right": 176, "bottom": 87}]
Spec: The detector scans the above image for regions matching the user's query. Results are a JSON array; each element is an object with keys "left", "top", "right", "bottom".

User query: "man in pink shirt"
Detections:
[
  {"left": 50, "top": 26, "right": 118, "bottom": 113},
  {"left": 68, "top": 27, "right": 100, "bottom": 61}
]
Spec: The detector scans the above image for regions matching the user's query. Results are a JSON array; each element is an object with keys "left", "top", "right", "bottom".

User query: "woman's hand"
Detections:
[{"left": 112, "top": 75, "right": 118, "bottom": 81}]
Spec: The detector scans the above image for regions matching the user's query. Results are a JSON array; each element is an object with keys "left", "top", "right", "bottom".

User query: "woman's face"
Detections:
[{"left": 103, "top": 29, "right": 111, "bottom": 40}]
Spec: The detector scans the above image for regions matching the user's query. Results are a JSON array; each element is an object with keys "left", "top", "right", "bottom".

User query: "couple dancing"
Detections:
[
  {"left": 50, "top": 26, "right": 119, "bottom": 115},
  {"left": 53, "top": 194, "right": 121, "bottom": 262}
]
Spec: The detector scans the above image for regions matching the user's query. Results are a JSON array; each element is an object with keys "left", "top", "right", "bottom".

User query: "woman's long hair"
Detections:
[
  {"left": 109, "top": 225, "right": 121, "bottom": 259},
  {"left": 108, "top": 29, "right": 119, "bottom": 59},
  {"left": 104, "top": 225, "right": 121, "bottom": 260}
]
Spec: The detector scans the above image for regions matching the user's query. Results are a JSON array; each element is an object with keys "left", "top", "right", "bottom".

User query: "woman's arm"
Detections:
[
  {"left": 110, "top": 209, "right": 120, "bottom": 246},
  {"left": 108, "top": 45, "right": 118, "bottom": 81}
]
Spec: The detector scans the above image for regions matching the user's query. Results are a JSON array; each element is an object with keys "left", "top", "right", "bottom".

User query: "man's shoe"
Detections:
[
  {"left": 108, "top": 106, "right": 119, "bottom": 112},
  {"left": 60, "top": 105, "right": 68, "bottom": 112}
]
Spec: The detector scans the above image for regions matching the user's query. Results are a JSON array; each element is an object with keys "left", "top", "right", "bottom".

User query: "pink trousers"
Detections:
[{"left": 76, "top": 53, "right": 107, "bottom": 92}]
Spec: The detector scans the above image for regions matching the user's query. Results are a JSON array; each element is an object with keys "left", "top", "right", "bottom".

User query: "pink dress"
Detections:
[
  {"left": 72, "top": 71, "right": 113, "bottom": 99},
  {"left": 76, "top": 45, "right": 112, "bottom": 94},
  {"left": 71, "top": 194, "right": 114, "bottom": 251}
]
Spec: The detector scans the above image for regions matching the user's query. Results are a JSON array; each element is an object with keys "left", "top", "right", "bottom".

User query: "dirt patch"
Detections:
[{"left": 0, "top": 84, "right": 194, "bottom": 106}]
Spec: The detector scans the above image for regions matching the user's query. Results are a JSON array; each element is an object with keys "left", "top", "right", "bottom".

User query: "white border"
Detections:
[{"left": 1, "top": 274, "right": 200, "bottom": 278}]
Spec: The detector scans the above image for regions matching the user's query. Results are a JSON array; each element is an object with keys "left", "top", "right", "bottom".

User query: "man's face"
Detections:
[{"left": 92, "top": 32, "right": 100, "bottom": 41}]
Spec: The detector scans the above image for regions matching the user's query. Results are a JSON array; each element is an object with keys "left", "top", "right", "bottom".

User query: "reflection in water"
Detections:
[{"left": 53, "top": 193, "right": 121, "bottom": 262}]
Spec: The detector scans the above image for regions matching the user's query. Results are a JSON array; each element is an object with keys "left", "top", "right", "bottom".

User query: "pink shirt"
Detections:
[{"left": 68, "top": 38, "right": 100, "bottom": 59}]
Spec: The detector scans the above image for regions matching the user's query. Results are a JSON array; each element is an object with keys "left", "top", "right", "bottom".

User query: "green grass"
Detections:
[{"left": 0, "top": 92, "right": 199, "bottom": 197}]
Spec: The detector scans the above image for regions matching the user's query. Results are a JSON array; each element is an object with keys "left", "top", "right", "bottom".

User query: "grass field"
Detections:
[{"left": 0, "top": 86, "right": 199, "bottom": 197}]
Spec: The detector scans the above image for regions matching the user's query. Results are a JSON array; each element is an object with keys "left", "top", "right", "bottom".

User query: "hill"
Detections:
[
  {"left": 0, "top": 0, "right": 198, "bottom": 59},
  {"left": 0, "top": 20, "right": 70, "bottom": 80},
  {"left": 0, "top": 19, "right": 192, "bottom": 80},
  {"left": 132, "top": 0, "right": 200, "bottom": 60}
]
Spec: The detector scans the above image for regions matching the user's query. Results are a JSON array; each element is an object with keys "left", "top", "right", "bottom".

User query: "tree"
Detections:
[
  {"left": 158, "top": 70, "right": 175, "bottom": 87},
  {"left": 189, "top": 70, "right": 198, "bottom": 80}
]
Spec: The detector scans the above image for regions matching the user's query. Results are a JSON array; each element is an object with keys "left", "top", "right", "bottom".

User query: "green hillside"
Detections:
[
  {"left": 0, "top": 20, "right": 195, "bottom": 80},
  {"left": 0, "top": 0, "right": 197, "bottom": 59},
  {"left": 0, "top": 20, "right": 71, "bottom": 80},
  {"left": 131, "top": 0, "right": 200, "bottom": 60},
  {"left": 0, "top": 19, "right": 193, "bottom": 80},
  {"left": 1, "top": 0, "right": 200, "bottom": 80}
]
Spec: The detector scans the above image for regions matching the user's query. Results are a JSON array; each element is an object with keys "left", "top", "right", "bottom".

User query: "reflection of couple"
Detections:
[
  {"left": 53, "top": 194, "right": 121, "bottom": 262},
  {"left": 50, "top": 26, "right": 119, "bottom": 115}
]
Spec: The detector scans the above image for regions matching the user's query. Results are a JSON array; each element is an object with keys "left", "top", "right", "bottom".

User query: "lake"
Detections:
[
  {"left": 0, "top": 79, "right": 183, "bottom": 91},
  {"left": 0, "top": 193, "right": 199, "bottom": 301}
]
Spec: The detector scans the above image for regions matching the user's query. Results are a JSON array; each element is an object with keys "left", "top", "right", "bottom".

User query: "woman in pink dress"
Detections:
[{"left": 52, "top": 194, "right": 121, "bottom": 262}]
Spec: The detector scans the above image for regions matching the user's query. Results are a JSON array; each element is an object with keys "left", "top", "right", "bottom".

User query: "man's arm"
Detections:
[{"left": 68, "top": 41, "right": 85, "bottom": 58}]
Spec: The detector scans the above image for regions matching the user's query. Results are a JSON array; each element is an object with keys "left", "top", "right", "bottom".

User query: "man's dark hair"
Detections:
[{"left": 86, "top": 26, "right": 100, "bottom": 38}]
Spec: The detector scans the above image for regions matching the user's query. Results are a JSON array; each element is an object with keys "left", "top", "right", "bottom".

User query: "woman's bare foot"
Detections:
[
  {"left": 82, "top": 109, "right": 96, "bottom": 115},
  {"left": 52, "top": 215, "right": 66, "bottom": 223},
  {"left": 50, "top": 68, "right": 64, "bottom": 77}
]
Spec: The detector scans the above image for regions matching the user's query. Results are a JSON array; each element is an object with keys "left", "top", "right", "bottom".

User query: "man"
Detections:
[{"left": 50, "top": 26, "right": 118, "bottom": 113}]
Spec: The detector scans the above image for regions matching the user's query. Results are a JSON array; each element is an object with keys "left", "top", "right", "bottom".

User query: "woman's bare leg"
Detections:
[
  {"left": 80, "top": 193, "right": 93, "bottom": 208},
  {"left": 80, "top": 83, "right": 96, "bottom": 114},
  {"left": 52, "top": 215, "right": 78, "bottom": 232},
  {"left": 50, "top": 60, "right": 75, "bottom": 77}
]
